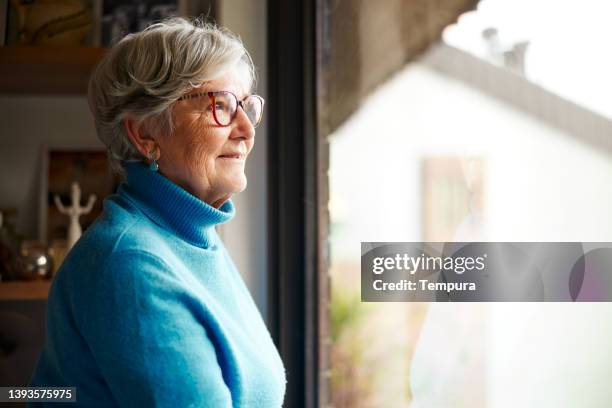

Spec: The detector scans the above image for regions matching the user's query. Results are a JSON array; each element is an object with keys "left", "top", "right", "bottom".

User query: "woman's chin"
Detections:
[
  {"left": 237, "top": 177, "right": 248, "bottom": 192},
  {"left": 226, "top": 174, "right": 248, "bottom": 194}
]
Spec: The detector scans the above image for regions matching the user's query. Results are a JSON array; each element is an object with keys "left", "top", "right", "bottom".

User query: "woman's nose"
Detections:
[{"left": 231, "top": 106, "right": 256, "bottom": 140}]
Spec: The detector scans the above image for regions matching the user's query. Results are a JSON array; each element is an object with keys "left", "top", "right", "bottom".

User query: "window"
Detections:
[{"left": 326, "top": 1, "right": 612, "bottom": 407}]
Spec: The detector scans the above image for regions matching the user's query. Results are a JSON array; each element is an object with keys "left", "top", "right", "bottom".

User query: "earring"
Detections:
[{"left": 148, "top": 147, "right": 159, "bottom": 172}]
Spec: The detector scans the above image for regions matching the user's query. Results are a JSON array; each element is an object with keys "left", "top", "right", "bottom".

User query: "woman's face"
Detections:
[{"left": 157, "top": 69, "right": 255, "bottom": 208}]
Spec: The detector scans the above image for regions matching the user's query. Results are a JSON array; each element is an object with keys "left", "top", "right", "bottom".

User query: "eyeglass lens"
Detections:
[{"left": 213, "top": 92, "right": 263, "bottom": 127}]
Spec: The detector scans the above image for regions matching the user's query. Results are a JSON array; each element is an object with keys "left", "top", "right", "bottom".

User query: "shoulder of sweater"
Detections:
[
  {"left": 56, "top": 198, "right": 180, "bottom": 294},
  {"left": 83, "top": 194, "right": 174, "bottom": 255}
]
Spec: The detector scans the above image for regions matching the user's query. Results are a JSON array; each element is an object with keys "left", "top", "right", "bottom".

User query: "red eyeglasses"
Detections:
[{"left": 178, "top": 91, "right": 265, "bottom": 128}]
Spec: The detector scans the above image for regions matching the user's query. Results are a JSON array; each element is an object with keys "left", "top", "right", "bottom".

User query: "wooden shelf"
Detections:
[
  {"left": 0, "top": 280, "right": 53, "bottom": 301},
  {"left": 0, "top": 46, "right": 108, "bottom": 95}
]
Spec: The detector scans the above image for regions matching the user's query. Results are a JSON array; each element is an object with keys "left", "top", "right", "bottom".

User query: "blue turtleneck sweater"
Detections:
[{"left": 29, "top": 162, "right": 286, "bottom": 407}]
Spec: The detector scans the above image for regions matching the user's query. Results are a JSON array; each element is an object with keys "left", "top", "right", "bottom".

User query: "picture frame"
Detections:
[
  {"left": 39, "top": 147, "right": 119, "bottom": 244},
  {"left": 97, "top": 0, "right": 191, "bottom": 46},
  {"left": 4, "top": 0, "right": 97, "bottom": 46}
]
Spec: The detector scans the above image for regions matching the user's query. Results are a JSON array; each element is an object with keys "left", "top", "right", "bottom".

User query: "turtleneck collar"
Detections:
[{"left": 119, "top": 161, "right": 235, "bottom": 248}]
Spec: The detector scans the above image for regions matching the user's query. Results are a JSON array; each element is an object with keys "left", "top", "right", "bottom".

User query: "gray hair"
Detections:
[{"left": 87, "top": 17, "right": 256, "bottom": 176}]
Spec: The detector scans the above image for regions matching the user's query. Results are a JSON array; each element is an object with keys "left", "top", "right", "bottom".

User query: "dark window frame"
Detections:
[{"left": 267, "top": 0, "right": 329, "bottom": 407}]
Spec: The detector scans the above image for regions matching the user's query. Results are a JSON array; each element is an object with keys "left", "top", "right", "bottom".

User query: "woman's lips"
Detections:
[{"left": 218, "top": 154, "right": 244, "bottom": 160}]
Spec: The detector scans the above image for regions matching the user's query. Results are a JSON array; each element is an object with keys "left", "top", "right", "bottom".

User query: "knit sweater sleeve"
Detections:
[{"left": 76, "top": 249, "right": 232, "bottom": 407}]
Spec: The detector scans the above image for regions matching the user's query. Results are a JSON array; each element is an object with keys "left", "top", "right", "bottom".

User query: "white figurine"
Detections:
[{"left": 54, "top": 182, "right": 96, "bottom": 249}]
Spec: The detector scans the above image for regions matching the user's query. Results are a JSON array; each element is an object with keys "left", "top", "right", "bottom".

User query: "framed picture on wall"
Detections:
[
  {"left": 96, "top": 0, "right": 217, "bottom": 46},
  {"left": 4, "top": 0, "right": 97, "bottom": 46},
  {"left": 39, "top": 148, "right": 120, "bottom": 244}
]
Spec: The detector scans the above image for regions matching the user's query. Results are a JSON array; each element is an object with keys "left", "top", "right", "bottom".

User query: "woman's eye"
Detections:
[{"left": 215, "top": 102, "right": 228, "bottom": 111}]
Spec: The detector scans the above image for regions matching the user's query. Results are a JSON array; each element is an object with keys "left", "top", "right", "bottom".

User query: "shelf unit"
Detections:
[
  {"left": 0, "top": 46, "right": 106, "bottom": 300},
  {"left": 0, "top": 280, "right": 52, "bottom": 301},
  {"left": 0, "top": 46, "right": 107, "bottom": 95}
]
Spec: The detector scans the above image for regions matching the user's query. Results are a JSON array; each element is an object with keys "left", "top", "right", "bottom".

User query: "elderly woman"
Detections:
[{"left": 29, "top": 18, "right": 286, "bottom": 407}]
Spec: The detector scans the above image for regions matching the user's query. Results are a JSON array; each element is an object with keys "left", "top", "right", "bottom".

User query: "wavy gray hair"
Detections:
[{"left": 88, "top": 17, "right": 256, "bottom": 175}]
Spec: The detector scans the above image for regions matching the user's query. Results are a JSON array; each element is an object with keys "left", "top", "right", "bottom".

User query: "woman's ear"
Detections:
[{"left": 123, "top": 116, "right": 156, "bottom": 158}]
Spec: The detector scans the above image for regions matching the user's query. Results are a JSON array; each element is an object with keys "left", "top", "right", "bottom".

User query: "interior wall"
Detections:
[
  {"left": 0, "top": 97, "right": 99, "bottom": 238},
  {"left": 216, "top": 0, "right": 269, "bottom": 318}
]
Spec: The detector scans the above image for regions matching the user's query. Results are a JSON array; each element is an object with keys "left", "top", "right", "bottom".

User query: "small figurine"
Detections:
[{"left": 54, "top": 182, "right": 96, "bottom": 250}]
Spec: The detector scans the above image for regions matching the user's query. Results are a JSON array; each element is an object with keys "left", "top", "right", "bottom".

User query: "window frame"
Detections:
[{"left": 267, "top": 0, "right": 330, "bottom": 407}]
